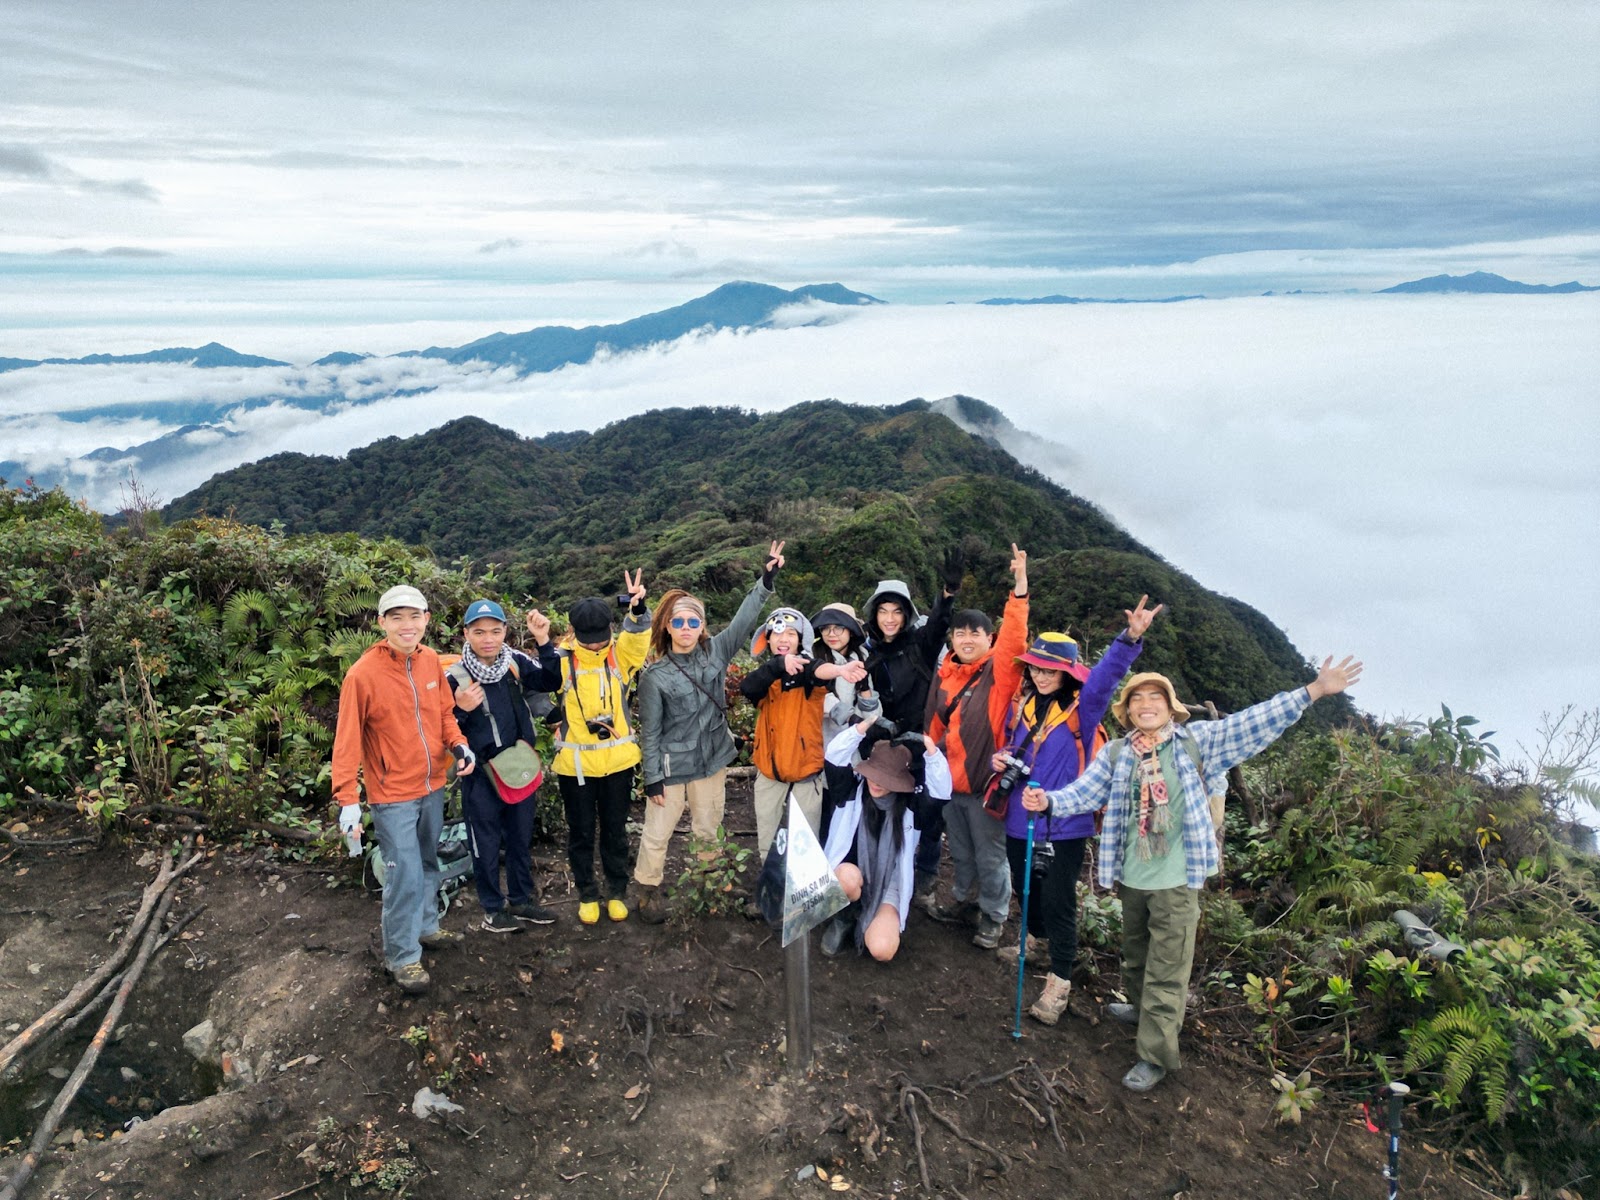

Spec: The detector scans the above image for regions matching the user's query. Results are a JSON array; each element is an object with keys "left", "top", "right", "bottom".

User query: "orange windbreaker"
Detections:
[
  {"left": 924, "top": 592, "right": 1029, "bottom": 795},
  {"left": 332, "top": 641, "right": 467, "bottom": 807}
]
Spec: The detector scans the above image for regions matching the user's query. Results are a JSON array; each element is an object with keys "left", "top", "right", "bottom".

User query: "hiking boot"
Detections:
[
  {"left": 972, "top": 915, "right": 1004, "bottom": 951},
  {"left": 418, "top": 928, "right": 464, "bottom": 950},
  {"left": 578, "top": 901, "right": 601, "bottom": 925},
  {"left": 1122, "top": 1060, "right": 1167, "bottom": 1093},
  {"left": 741, "top": 894, "right": 764, "bottom": 921},
  {"left": 480, "top": 910, "right": 523, "bottom": 934},
  {"left": 508, "top": 901, "right": 557, "bottom": 925},
  {"left": 932, "top": 898, "right": 979, "bottom": 927},
  {"left": 996, "top": 933, "right": 1047, "bottom": 966},
  {"left": 1028, "top": 973, "right": 1072, "bottom": 1026},
  {"left": 390, "top": 962, "right": 430, "bottom": 994},
  {"left": 606, "top": 898, "right": 629, "bottom": 922},
  {"left": 635, "top": 885, "right": 668, "bottom": 925},
  {"left": 820, "top": 908, "right": 857, "bottom": 958},
  {"left": 1106, "top": 1001, "right": 1139, "bottom": 1026},
  {"left": 911, "top": 874, "right": 940, "bottom": 919}
]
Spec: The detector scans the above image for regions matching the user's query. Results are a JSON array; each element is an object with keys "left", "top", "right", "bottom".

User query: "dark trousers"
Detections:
[
  {"left": 461, "top": 771, "right": 537, "bottom": 913},
  {"left": 914, "top": 804, "right": 944, "bottom": 878},
  {"left": 819, "top": 761, "right": 857, "bottom": 846},
  {"left": 559, "top": 768, "right": 634, "bottom": 902},
  {"left": 1005, "top": 834, "right": 1086, "bottom": 979}
]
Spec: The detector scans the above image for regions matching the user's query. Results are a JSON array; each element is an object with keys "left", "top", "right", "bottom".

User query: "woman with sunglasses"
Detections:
[{"left": 631, "top": 541, "right": 784, "bottom": 923}]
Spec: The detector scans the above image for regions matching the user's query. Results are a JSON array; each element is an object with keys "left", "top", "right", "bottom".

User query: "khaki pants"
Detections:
[
  {"left": 633, "top": 769, "right": 728, "bottom": 887},
  {"left": 1119, "top": 883, "right": 1200, "bottom": 1072},
  {"left": 753, "top": 772, "right": 823, "bottom": 861}
]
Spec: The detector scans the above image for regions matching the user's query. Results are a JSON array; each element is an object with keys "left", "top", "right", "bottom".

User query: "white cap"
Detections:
[{"left": 378, "top": 585, "right": 429, "bottom": 616}]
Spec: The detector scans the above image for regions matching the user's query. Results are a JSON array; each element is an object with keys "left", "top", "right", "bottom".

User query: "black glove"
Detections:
[
  {"left": 893, "top": 731, "right": 928, "bottom": 753},
  {"left": 940, "top": 546, "right": 965, "bottom": 593},
  {"left": 645, "top": 781, "right": 665, "bottom": 800},
  {"left": 859, "top": 721, "right": 892, "bottom": 753},
  {"left": 761, "top": 556, "right": 782, "bottom": 590}
]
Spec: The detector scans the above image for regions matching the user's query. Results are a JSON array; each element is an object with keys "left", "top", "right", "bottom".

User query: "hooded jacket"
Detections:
[
  {"left": 923, "top": 592, "right": 1029, "bottom": 794},
  {"left": 550, "top": 609, "right": 651, "bottom": 782},
  {"left": 332, "top": 641, "right": 467, "bottom": 808},
  {"left": 862, "top": 583, "right": 953, "bottom": 733},
  {"left": 638, "top": 576, "right": 773, "bottom": 789}
]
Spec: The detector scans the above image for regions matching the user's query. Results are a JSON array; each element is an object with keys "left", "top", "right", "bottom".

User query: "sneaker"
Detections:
[
  {"left": 1028, "top": 973, "right": 1072, "bottom": 1026},
  {"left": 606, "top": 899, "right": 629, "bottom": 922},
  {"left": 1106, "top": 1001, "right": 1139, "bottom": 1026},
  {"left": 480, "top": 910, "right": 523, "bottom": 934},
  {"left": 508, "top": 901, "right": 558, "bottom": 925},
  {"left": 1122, "top": 1060, "right": 1167, "bottom": 1092},
  {"left": 578, "top": 901, "right": 601, "bottom": 925},
  {"left": 972, "top": 915, "right": 1004, "bottom": 951},
  {"left": 418, "top": 928, "right": 464, "bottom": 950},
  {"left": 996, "top": 934, "right": 1047, "bottom": 966},
  {"left": 932, "top": 899, "right": 980, "bottom": 927},
  {"left": 390, "top": 962, "right": 430, "bottom": 994}
]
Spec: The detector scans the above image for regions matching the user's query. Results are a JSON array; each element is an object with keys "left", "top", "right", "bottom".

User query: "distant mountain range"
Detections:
[
  {"left": 1377, "top": 271, "right": 1598, "bottom": 294},
  {"left": 0, "top": 342, "right": 291, "bottom": 374},
  {"left": 977, "top": 294, "right": 1203, "bottom": 305}
]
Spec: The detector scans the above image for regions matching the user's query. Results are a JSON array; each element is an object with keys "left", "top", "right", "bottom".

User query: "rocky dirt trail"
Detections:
[{"left": 1, "top": 795, "right": 1489, "bottom": 1200}]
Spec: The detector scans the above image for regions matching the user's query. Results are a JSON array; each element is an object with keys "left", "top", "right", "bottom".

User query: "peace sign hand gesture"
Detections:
[
  {"left": 762, "top": 539, "right": 786, "bottom": 588},
  {"left": 623, "top": 568, "right": 647, "bottom": 611},
  {"left": 1125, "top": 594, "right": 1164, "bottom": 641}
]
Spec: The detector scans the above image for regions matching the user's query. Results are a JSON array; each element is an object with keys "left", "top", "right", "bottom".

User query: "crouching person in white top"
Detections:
[{"left": 817, "top": 718, "right": 953, "bottom": 961}]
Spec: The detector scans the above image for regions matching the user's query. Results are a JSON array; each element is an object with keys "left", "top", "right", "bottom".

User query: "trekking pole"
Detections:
[
  {"left": 1012, "top": 808, "right": 1036, "bottom": 1040},
  {"left": 1382, "top": 1081, "right": 1409, "bottom": 1199}
]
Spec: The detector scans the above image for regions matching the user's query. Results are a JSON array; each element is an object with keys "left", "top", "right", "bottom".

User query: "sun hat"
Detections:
[
  {"left": 462, "top": 598, "right": 507, "bottom": 628},
  {"left": 810, "top": 602, "right": 864, "bottom": 641},
  {"left": 1016, "top": 631, "right": 1092, "bottom": 684},
  {"left": 378, "top": 585, "right": 428, "bottom": 616},
  {"left": 568, "top": 597, "right": 615, "bottom": 644},
  {"left": 751, "top": 607, "right": 815, "bottom": 656},
  {"left": 1111, "top": 672, "right": 1191, "bottom": 727},
  {"left": 853, "top": 739, "right": 915, "bottom": 792}
]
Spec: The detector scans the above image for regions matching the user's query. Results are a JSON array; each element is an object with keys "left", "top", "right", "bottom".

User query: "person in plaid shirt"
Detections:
[{"left": 1021, "top": 655, "right": 1363, "bottom": 1092}]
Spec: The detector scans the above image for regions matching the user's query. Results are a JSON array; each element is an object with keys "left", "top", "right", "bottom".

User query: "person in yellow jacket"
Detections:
[{"left": 553, "top": 569, "right": 651, "bottom": 925}]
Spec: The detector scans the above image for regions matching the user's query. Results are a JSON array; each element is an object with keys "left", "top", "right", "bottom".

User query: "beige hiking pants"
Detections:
[{"left": 633, "top": 768, "right": 727, "bottom": 887}]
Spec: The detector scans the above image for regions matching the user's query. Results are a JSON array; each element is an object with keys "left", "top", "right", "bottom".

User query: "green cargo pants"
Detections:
[{"left": 1119, "top": 883, "right": 1200, "bottom": 1072}]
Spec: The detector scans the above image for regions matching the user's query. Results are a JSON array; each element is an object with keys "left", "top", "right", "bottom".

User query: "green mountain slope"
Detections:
[{"left": 165, "top": 400, "right": 1321, "bottom": 711}]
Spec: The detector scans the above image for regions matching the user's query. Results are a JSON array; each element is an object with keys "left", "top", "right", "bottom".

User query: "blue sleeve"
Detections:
[
  {"left": 1045, "top": 748, "right": 1116, "bottom": 818},
  {"left": 1078, "top": 633, "right": 1142, "bottom": 730},
  {"left": 1190, "top": 687, "right": 1312, "bottom": 774}
]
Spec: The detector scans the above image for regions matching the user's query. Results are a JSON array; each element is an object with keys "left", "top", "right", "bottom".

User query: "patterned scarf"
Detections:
[
  {"left": 460, "top": 643, "right": 512, "bottom": 685},
  {"left": 1130, "top": 722, "right": 1177, "bottom": 861}
]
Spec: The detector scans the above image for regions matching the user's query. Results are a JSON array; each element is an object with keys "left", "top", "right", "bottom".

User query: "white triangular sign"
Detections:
[{"left": 781, "top": 796, "right": 848, "bottom": 947}]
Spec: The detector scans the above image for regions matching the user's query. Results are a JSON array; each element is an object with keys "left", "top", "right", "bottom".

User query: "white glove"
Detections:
[
  {"left": 453, "top": 744, "right": 477, "bottom": 775},
  {"left": 338, "top": 804, "right": 362, "bottom": 857}
]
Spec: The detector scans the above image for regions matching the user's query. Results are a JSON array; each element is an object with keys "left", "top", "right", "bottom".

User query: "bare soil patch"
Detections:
[{"left": 2, "top": 788, "right": 1489, "bottom": 1200}]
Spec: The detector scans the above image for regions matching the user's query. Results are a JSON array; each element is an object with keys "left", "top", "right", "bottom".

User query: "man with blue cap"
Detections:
[{"left": 447, "top": 598, "right": 564, "bottom": 933}]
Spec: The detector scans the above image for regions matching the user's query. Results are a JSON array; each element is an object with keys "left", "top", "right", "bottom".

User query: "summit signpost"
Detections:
[{"left": 779, "top": 796, "right": 848, "bottom": 1075}]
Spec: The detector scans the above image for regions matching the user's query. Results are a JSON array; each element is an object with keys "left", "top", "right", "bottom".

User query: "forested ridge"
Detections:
[{"left": 164, "top": 399, "right": 1319, "bottom": 713}]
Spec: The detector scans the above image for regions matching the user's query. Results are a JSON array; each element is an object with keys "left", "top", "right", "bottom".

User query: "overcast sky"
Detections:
[{"left": 3, "top": 1, "right": 1598, "bottom": 354}]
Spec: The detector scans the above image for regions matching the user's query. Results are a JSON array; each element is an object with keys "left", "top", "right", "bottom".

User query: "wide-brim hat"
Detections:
[
  {"left": 1016, "top": 631, "right": 1091, "bottom": 684},
  {"left": 810, "top": 603, "right": 864, "bottom": 643},
  {"left": 864, "top": 580, "right": 920, "bottom": 631},
  {"left": 751, "top": 607, "right": 816, "bottom": 656},
  {"left": 1111, "top": 672, "right": 1190, "bottom": 727},
  {"left": 853, "top": 740, "right": 915, "bottom": 792}
]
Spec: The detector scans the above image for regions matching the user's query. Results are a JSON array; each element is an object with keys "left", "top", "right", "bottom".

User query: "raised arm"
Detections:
[
  {"left": 1192, "top": 657, "right": 1362, "bottom": 773},
  {"left": 709, "top": 543, "right": 780, "bottom": 665}
]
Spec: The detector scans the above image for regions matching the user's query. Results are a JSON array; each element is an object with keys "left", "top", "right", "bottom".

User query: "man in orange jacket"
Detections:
[
  {"left": 333, "top": 585, "right": 476, "bottom": 995},
  {"left": 924, "top": 544, "right": 1029, "bottom": 950}
]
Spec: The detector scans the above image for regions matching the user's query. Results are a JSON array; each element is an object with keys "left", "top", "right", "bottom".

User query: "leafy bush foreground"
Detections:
[{"left": 2, "top": 482, "right": 1597, "bottom": 1193}]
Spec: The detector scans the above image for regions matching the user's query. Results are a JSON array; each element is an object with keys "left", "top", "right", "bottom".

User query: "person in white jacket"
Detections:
[{"left": 819, "top": 719, "right": 953, "bottom": 961}]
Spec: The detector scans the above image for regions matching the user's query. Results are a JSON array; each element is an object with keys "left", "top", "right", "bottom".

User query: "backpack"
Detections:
[{"left": 362, "top": 819, "right": 473, "bottom": 913}]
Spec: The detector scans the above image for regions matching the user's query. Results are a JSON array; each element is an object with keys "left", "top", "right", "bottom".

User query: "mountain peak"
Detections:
[{"left": 1378, "top": 271, "right": 1598, "bottom": 294}]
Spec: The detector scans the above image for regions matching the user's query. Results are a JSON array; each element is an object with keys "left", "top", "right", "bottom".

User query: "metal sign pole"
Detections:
[{"left": 784, "top": 932, "right": 813, "bottom": 1076}]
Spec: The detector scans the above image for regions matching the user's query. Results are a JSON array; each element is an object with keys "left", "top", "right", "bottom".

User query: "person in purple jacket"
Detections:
[{"left": 993, "top": 596, "right": 1162, "bottom": 1026}]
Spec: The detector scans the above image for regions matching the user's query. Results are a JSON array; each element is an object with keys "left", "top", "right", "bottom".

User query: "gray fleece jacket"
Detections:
[{"left": 638, "top": 576, "right": 773, "bottom": 789}]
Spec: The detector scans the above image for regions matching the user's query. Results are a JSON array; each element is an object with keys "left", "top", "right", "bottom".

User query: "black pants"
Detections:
[
  {"left": 819, "top": 760, "right": 858, "bottom": 846},
  {"left": 462, "top": 770, "right": 538, "bottom": 913},
  {"left": 1005, "top": 834, "right": 1086, "bottom": 979},
  {"left": 559, "top": 768, "right": 634, "bottom": 902}
]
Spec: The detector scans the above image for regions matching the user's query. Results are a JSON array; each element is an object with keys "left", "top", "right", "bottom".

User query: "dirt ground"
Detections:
[{"left": 2, "top": 783, "right": 1498, "bottom": 1200}]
